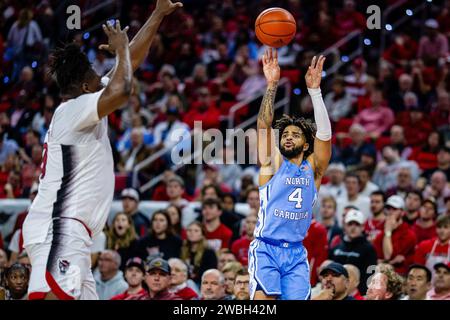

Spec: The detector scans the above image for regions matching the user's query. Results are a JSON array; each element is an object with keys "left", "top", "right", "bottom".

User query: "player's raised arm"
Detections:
[
  {"left": 305, "top": 55, "right": 332, "bottom": 190},
  {"left": 257, "top": 48, "right": 283, "bottom": 186},
  {"left": 97, "top": 20, "right": 132, "bottom": 119},
  {"left": 100, "top": 0, "right": 183, "bottom": 75}
]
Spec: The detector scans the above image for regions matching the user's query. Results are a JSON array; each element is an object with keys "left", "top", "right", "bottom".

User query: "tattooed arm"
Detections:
[{"left": 257, "top": 48, "right": 283, "bottom": 186}]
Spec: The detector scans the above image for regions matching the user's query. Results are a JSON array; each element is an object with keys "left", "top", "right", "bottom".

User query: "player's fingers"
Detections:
[
  {"left": 274, "top": 48, "right": 278, "bottom": 62},
  {"left": 123, "top": 26, "right": 129, "bottom": 34},
  {"left": 115, "top": 20, "right": 121, "bottom": 32},
  {"left": 311, "top": 56, "right": 317, "bottom": 69},
  {"left": 268, "top": 47, "right": 272, "bottom": 61},
  {"left": 173, "top": 1, "right": 183, "bottom": 8},
  {"left": 318, "top": 55, "right": 326, "bottom": 70},
  {"left": 102, "top": 24, "right": 110, "bottom": 35}
]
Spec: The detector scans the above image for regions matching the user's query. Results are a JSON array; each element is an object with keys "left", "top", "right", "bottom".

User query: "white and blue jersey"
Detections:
[{"left": 249, "top": 158, "right": 317, "bottom": 300}]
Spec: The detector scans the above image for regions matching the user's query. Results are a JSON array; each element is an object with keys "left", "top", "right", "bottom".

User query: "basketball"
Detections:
[{"left": 255, "top": 7, "right": 296, "bottom": 48}]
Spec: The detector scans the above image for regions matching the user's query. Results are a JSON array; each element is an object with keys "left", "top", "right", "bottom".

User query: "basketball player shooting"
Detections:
[
  {"left": 22, "top": 0, "right": 182, "bottom": 300},
  {"left": 249, "top": 48, "right": 332, "bottom": 300}
]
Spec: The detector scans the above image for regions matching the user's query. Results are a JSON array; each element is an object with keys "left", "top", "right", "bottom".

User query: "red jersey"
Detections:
[
  {"left": 364, "top": 218, "right": 385, "bottom": 243},
  {"left": 303, "top": 220, "right": 329, "bottom": 286},
  {"left": 414, "top": 237, "right": 450, "bottom": 265},
  {"left": 205, "top": 223, "right": 233, "bottom": 251},
  {"left": 231, "top": 236, "right": 252, "bottom": 266},
  {"left": 411, "top": 222, "right": 437, "bottom": 244},
  {"left": 172, "top": 285, "right": 198, "bottom": 300},
  {"left": 373, "top": 222, "right": 417, "bottom": 275},
  {"left": 110, "top": 288, "right": 148, "bottom": 300}
]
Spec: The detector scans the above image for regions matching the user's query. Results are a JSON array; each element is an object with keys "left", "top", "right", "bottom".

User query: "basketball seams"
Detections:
[{"left": 256, "top": 24, "right": 296, "bottom": 38}]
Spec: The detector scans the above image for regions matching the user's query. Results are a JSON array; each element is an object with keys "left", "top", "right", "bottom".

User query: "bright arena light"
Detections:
[{"left": 364, "top": 38, "right": 372, "bottom": 46}]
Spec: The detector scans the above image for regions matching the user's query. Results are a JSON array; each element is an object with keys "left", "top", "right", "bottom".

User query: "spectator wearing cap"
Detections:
[
  {"left": 138, "top": 258, "right": 181, "bottom": 300},
  {"left": 168, "top": 258, "right": 199, "bottom": 300},
  {"left": 319, "top": 196, "right": 343, "bottom": 246},
  {"left": 313, "top": 262, "right": 354, "bottom": 300},
  {"left": 233, "top": 268, "right": 250, "bottom": 300},
  {"left": 412, "top": 198, "right": 438, "bottom": 244},
  {"left": 323, "top": 76, "right": 352, "bottom": 123},
  {"left": 136, "top": 210, "right": 182, "bottom": 261},
  {"left": 231, "top": 213, "right": 256, "bottom": 266},
  {"left": 403, "top": 264, "right": 432, "bottom": 300},
  {"left": 94, "top": 250, "right": 129, "bottom": 300},
  {"left": 304, "top": 218, "right": 329, "bottom": 287},
  {"left": 365, "top": 191, "right": 386, "bottom": 243},
  {"left": 427, "top": 262, "right": 450, "bottom": 300},
  {"left": 404, "top": 190, "right": 423, "bottom": 226},
  {"left": 339, "top": 124, "right": 376, "bottom": 169},
  {"left": 329, "top": 209, "right": 377, "bottom": 294},
  {"left": 373, "top": 145, "right": 420, "bottom": 192},
  {"left": 344, "top": 264, "right": 365, "bottom": 300},
  {"left": 110, "top": 257, "right": 147, "bottom": 300},
  {"left": 418, "top": 19, "right": 449, "bottom": 61},
  {"left": 167, "top": 175, "right": 189, "bottom": 208},
  {"left": 414, "top": 215, "right": 450, "bottom": 271},
  {"left": 202, "top": 198, "right": 233, "bottom": 251},
  {"left": 365, "top": 268, "right": 404, "bottom": 300},
  {"left": 335, "top": 173, "right": 371, "bottom": 226},
  {"left": 421, "top": 146, "right": 450, "bottom": 182},
  {"left": 121, "top": 188, "right": 150, "bottom": 238},
  {"left": 200, "top": 269, "right": 229, "bottom": 300},
  {"left": 319, "top": 163, "right": 347, "bottom": 200},
  {"left": 423, "top": 171, "right": 450, "bottom": 215},
  {"left": 373, "top": 195, "right": 417, "bottom": 275}
]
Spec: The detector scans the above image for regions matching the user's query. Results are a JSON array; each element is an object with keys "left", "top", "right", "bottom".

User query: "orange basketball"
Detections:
[{"left": 255, "top": 7, "right": 296, "bottom": 48}]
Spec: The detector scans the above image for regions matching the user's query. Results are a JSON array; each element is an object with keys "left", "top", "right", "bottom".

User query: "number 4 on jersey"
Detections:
[{"left": 288, "top": 188, "right": 303, "bottom": 208}]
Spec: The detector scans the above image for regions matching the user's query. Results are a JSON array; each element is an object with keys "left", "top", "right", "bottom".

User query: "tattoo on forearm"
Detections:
[{"left": 258, "top": 82, "right": 278, "bottom": 126}]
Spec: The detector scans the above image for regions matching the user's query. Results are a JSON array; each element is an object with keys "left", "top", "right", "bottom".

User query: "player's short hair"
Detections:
[
  {"left": 48, "top": 43, "right": 94, "bottom": 95},
  {"left": 274, "top": 114, "right": 316, "bottom": 159}
]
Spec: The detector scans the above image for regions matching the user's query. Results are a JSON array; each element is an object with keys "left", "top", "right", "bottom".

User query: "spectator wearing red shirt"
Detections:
[
  {"left": 374, "top": 195, "right": 417, "bottom": 275},
  {"left": 183, "top": 87, "right": 221, "bottom": 130},
  {"left": 111, "top": 257, "right": 148, "bottom": 300},
  {"left": 412, "top": 198, "right": 438, "bottom": 244},
  {"left": 430, "top": 90, "right": 450, "bottom": 130},
  {"left": 304, "top": 219, "right": 328, "bottom": 287},
  {"left": 382, "top": 33, "right": 418, "bottom": 69},
  {"left": 334, "top": 0, "right": 366, "bottom": 39},
  {"left": 421, "top": 146, "right": 450, "bottom": 182},
  {"left": 418, "top": 19, "right": 449, "bottom": 61},
  {"left": 231, "top": 213, "right": 256, "bottom": 266},
  {"left": 414, "top": 215, "right": 450, "bottom": 271},
  {"left": 364, "top": 191, "right": 386, "bottom": 243},
  {"left": 202, "top": 198, "right": 232, "bottom": 251},
  {"left": 409, "top": 131, "right": 440, "bottom": 171},
  {"left": 168, "top": 258, "right": 199, "bottom": 300},
  {"left": 404, "top": 190, "right": 423, "bottom": 226},
  {"left": 397, "top": 103, "right": 433, "bottom": 148}
]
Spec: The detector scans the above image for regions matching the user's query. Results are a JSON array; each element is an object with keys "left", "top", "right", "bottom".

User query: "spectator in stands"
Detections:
[
  {"left": 0, "top": 263, "right": 29, "bottom": 300},
  {"left": 373, "top": 145, "right": 420, "bottom": 192},
  {"left": 0, "top": 249, "right": 7, "bottom": 280},
  {"left": 383, "top": 34, "right": 418, "bottom": 70},
  {"left": 245, "top": 186, "right": 260, "bottom": 212},
  {"left": 334, "top": 0, "right": 365, "bottom": 40},
  {"left": 152, "top": 104, "right": 190, "bottom": 152},
  {"left": 110, "top": 257, "right": 147, "bottom": 300},
  {"left": 356, "top": 166, "right": 379, "bottom": 197},
  {"left": 344, "top": 57, "right": 373, "bottom": 102},
  {"left": 323, "top": 76, "right": 352, "bottom": 123},
  {"left": 389, "top": 125, "right": 412, "bottom": 160},
  {"left": 430, "top": 90, "right": 450, "bottom": 130},
  {"left": 319, "top": 196, "right": 343, "bottom": 245},
  {"left": 120, "top": 94, "right": 152, "bottom": 132},
  {"left": 423, "top": 171, "right": 450, "bottom": 215},
  {"left": 167, "top": 176, "right": 189, "bottom": 208},
  {"left": 365, "top": 191, "right": 386, "bottom": 243},
  {"left": 353, "top": 87, "right": 395, "bottom": 139},
  {"left": 373, "top": 195, "right": 417, "bottom": 275},
  {"left": 344, "top": 264, "right": 364, "bottom": 300},
  {"left": 119, "top": 127, "right": 154, "bottom": 173},
  {"left": 320, "top": 163, "right": 347, "bottom": 200},
  {"left": 386, "top": 167, "right": 415, "bottom": 198},
  {"left": 94, "top": 250, "right": 128, "bottom": 300},
  {"left": 410, "top": 131, "right": 441, "bottom": 171},
  {"left": 329, "top": 209, "right": 377, "bottom": 294},
  {"left": 233, "top": 268, "right": 250, "bottom": 300},
  {"left": 336, "top": 172, "right": 371, "bottom": 225},
  {"left": 181, "top": 221, "right": 218, "bottom": 285},
  {"left": 427, "top": 262, "right": 450, "bottom": 300},
  {"left": 167, "top": 205, "right": 186, "bottom": 239},
  {"left": 339, "top": 124, "right": 376, "bottom": 169},
  {"left": 0, "top": 170, "right": 22, "bottom": 198},
  {"left": 414, "top": 215, "right": 450, "bottom": 271},
  {"left": 136, "top": 209, "right": 182, "bottom": 261},
  {"left": 313, "top": 262, "right": 354, "bottom": 300},
  {"left": 168, "top": 258, "right": 198, "bottom": 300},
  {"left": 398, "top": 100, "right": 433, "bottom": 148},
  {"left": 304, "top": 218, "right": 329, "bottom": 287},
  {"left": 422, "top": 146, "right": 450, "bottom": 182},
  {"left": 403, "top": 264, "right": 432, "bottom": 300},
  {"left": 404, "top": 190, "right": 423, "bottom": 226},
  {"left": 365, "top": 268, "right": 404, "bottom": 300},
  {"left": 202, "top": 198, "right": 233, "bottom": 251},
  {"left": 121, "top": 188, "right": 150, "bottom": 238},
  {"left": 183, "top": 87, "right": 221, "bottom": 130},
  {"left": 140, "top": 258, "right": 181, "bottom": 300},
  {"left": 412, "top": 198, "right": 438, "bottom": 244},
  {"left": 221, "top": 193, "right": 245, "bottom": 233},
  {"left": 231, "top": 213, "right": 256, "bottom": 266},
  {"left": 222, "top": 261, "right": 243, "bottom": 297},
  {"left": 418, "top": 19, "right": 449, "bottom": 61},
  {"left": 106, "top": 212, "right": 139, "bottom": 270},
  {"left": 200, "top": 269, "right": 228, "bottom": 300}
]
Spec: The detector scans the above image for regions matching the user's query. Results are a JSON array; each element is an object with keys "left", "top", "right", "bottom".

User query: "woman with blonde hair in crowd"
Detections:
[
  {"left": 106, "top": 212, "right": 139, "bottom": 270},
  {"left": 180, "top": 221, "right": 218, "bottom": 286}
]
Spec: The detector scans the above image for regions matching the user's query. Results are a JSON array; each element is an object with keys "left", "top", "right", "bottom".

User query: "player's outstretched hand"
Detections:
[
  {"left": 155, "top": 0, "right": 183, "bottom": 17},
  {"left": 262, "top": 47, "right": 280, "bottom": 85},
  {"left": 101, "top": 20, "right": 129, "bottom": 54},
  {"left": 305, "top": 55, "right": 326, "bottom": 89}
]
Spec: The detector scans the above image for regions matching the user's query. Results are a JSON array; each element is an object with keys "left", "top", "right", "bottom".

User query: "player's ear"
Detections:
[
  {"left": 82, "top": 82, "right": 91, "bottom": 93},
  {"left": 303, "top": 142, "right": 309, "bottom": 151}
]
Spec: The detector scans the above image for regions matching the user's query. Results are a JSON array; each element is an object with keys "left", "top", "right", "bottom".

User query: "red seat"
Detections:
[{"left": 335, "top": 118, "right": 354, "bottom": 133}]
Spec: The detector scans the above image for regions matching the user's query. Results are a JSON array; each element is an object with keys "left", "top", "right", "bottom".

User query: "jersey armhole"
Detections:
[{"left": 259, "top": 160, "right": 287, "bottom": 189}]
